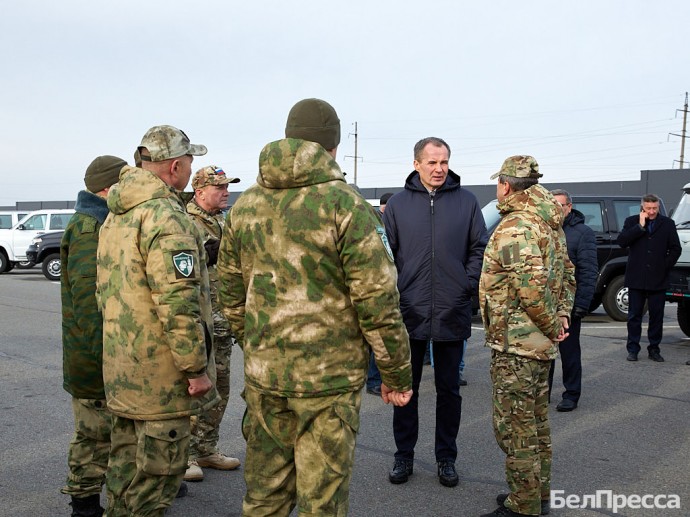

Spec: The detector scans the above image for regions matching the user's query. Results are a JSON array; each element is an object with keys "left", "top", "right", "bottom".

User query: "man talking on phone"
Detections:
[{"left": 617, "top": 194, "right": 681, "bottom": 362}]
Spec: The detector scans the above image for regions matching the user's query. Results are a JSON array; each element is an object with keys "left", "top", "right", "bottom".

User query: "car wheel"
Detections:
[
  {"left": 602, "top": 275, "right": 629, "bottom": 322},
  {"left": 677, "top": 302, "right": 690, "bottom": 337},
  {"left": 0, "top": 251, "right": 9, "bottom": 274},
  {"left": 16, "top": 260, "right": 36, "bottom": 269},
  {"left": 41, "top": 253, "right": 61, "bottom": 281}
]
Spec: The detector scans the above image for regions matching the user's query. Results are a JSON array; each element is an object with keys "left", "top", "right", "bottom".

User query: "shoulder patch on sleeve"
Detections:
[
  {"left": 172, "top": 251, "right": 196, "bottom": 279},
  {"left": 501, "top": 242, "right": 520, "bottom": 266},
  {"left": 376, "top": 226, "right": 394, "bottom": 262}
]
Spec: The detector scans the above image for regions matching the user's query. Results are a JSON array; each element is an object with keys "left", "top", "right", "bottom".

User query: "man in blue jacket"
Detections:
[
  {"left": 383, "top": 137, "right": 488, "bottom": 487},
  {"left": 548, "top": 189, "right": 598, "bottom": 412},
  {"left": 617, "top": 194, "right": 681, "bottom": 362}
]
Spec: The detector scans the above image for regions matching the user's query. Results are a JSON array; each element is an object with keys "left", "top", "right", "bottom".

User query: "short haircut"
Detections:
[
  {"left": 550, "top": 189, "right": 572, "bottom": 204},
  {"left": 380, "top": 192, "right": 393, "bottom": 205},
  {"left": 499, "top": 174, "right": 538, "bottom": 192},
  {"left": 642, "top": 193, "right": 660, "bottom": 204},
  {"left": 414, "top": 137, "right": 451, "bottom": 161}
]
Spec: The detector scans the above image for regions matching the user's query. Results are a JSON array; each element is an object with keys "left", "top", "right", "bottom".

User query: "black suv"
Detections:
[
  {"left": 25, "top": 231, "right": 63, "bottom": 281},
  {"left": 481, "top": 195, "right": 666, "bottom": 321}
]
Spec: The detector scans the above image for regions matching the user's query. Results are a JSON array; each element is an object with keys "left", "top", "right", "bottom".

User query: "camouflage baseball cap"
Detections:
[
  {"left": 138, "top": 125, "right": 207, "bottom": 162},
  {"left": 490, "top": 155, "right": 542, "bottom": 180},
  {"left": 191, "top": 165, "right": 240, "bottom": 189}
]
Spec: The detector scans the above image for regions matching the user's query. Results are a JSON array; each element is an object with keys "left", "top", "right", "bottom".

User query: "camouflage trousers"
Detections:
[
  {"left": 189, "top": 333, "right": 232, "bottom": 458},
  {"left": 62, "top": 397, "right": 112, "bottom": 497},
  {"left": 104, "top": 415, "right": 190, "bottom": 517},
  {"left": 490, "top": 350, "right": 551, "bottom": 517},
  {"left": 241, "top": 385, "right": 361, "bottom": 516}
]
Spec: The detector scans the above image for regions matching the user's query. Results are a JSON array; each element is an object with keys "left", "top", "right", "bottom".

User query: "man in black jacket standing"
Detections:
[
  {"left": 383, "top": 137, "right": 488, "bottom": 487},
  {"left": 548, "top": 189, "right": 598, "bottom": 412},
  {"left": 617, "top": 193, "right": 681, "bottom": 362}
]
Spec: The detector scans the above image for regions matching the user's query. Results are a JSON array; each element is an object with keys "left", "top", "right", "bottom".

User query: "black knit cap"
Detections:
[
  {"left": 84, "top": 155, "right": 127, "bottom": 193},
  {"left": 285, "top": 98, "right": 341, "bottom": 150}
]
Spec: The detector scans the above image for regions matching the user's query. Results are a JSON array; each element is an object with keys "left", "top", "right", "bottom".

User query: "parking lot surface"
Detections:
[{"left": 1, "top": 268, "right": 688, "bottom": 516}]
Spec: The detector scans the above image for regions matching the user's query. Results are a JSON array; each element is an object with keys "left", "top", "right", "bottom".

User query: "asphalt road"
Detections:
[{"left": 1, "top": 268, "right": 688, "bottom": 517}]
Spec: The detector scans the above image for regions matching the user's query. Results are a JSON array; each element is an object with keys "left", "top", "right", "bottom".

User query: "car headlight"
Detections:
[{"left": 31, "top": 236, "right": 43, "bottom": 244}]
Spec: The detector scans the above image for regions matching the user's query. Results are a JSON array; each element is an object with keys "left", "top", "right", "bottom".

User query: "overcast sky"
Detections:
[{"left": 2, "top": 1, "right": 689, "bottom": 205}]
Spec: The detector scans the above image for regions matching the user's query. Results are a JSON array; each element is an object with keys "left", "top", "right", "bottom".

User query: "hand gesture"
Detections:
[
  {"left": 381, "top": 383, "right": 413, "bottom": 406},
  {"left": 188, "top": 373, "right": 213, "bottom": 397}
]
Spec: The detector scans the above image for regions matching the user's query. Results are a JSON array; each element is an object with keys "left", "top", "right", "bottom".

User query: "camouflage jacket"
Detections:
[
  {"left": 96, "top": 165, "right": 219, "bottom": 420},
  {"left": 186, "top": 199, "right": 232, "bottom": 337},
  {"left": 61, "top": 190, "right": 109, "bottom": 399},
  {"left": 217, "top": 138, "right": 412, "bottom": 397},
  {"left": 479, "top": 184, "right": 576, "bottom": 360}
]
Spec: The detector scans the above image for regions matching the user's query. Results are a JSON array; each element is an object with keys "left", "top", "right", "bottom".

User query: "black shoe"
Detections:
[
  {"left": 648, "top": 351, "right": 664, "bottom": 362},
  {"left": 686, "top": 360, "right": 690, "bottom": 365},
  {"left": 496, "top": 493, "right": 550, "bottom": 515},
  {"left": 176, "top": 481, "right": 188, "bottom": 498},
  {"left": 556, "top": 399, "right": 577, "bottom": 412},
  {"left": 388, "top": 459, "right": 413, "bottom": 484},
  {"left": 480, "top": 505, "right": 531, "bottom": 517},
  {"left": 70, "top": 495, "right": 104, "bottom": 517},
  {"left": 366, "top": 385, "right": 382, "bottom": 396},
  {"left": 437, "top": 460, "right": 459, "bottom": 487},
  {"left": 626, "top": 352, "right": 638, "bottom": 361},
  {"left": 459, "top": 376, "right": 468, "bottom": 386}
]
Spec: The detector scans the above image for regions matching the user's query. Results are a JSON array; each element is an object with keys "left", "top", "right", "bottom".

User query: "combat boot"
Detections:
[{"left": 69, "top": 494, "right": 104, "bottom": 517}]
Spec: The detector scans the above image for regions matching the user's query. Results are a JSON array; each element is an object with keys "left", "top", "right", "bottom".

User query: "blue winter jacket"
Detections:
[
  {"left": 382, "top": 170, "right": 488, "bottom": 342},
  {"left": 562, "top": 209, "right": 598, "bottom": 312}
]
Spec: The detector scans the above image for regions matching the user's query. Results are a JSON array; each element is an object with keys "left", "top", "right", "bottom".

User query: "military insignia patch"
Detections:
[
  {"left": 376, "top": 227, "right": 394, "bottom": 262},
  {"left": 172, "top": 251, "right": 195, "bottom": 279}
]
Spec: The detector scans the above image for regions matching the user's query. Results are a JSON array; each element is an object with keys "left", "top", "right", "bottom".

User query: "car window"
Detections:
[
  {"left": 482, "top": 199, "right": 501, "bottom": 234},
  {"left": 50, "top": 213, "right": 72, "bottom": 230},
  {"left": 612, "top": 200, "right": 643, "bottom": 231},
  {"left": 572, "top": 202, "right": 604, "bottom": 232},
  {"left": 0, "top": 215, "right": 12, "bottom": 229},
  {"left": 22, "top": 214, "right": 47, "bottom": 230}
]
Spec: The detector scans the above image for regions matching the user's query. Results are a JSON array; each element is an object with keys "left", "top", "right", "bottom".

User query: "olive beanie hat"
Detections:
[
  {"left": 84, "top": 155, "right": 127, "bottom": 193},
  {"left": 285, "top": 98, "right": 341, "bottom": 150}
]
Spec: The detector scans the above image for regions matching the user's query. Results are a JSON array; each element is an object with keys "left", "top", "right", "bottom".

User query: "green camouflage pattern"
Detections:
[
  {"left": 62, "top": 397, "right": 111, "bottom": 497},
  {"left": 105, "top": 415, "right": 189, "bottom": 517},
  {"left": 241, "top": 385, "right": 359, "bottom": 516},
  {"left": 97, "top": 165, "right": 219, "bottom": 420},
  {"left": 61, "top": 195, "right": 108, "bottom": 399},
  {"left": 490, "top": 350, "right": 551, "bottom": 516},
  {"left": 480, "top": 184, "right": 576, "bottom": 361},
  {"left": 217, "top": 138, "right": 412, "bottom": 397},
  {"left": 186, "top": 199, "right": 234, "bottom": 456}
]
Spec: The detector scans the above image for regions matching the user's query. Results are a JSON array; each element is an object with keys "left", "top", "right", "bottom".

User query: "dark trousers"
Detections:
[
  {"left": 366, "top": 350, "right": 381, "bottom": 390},
  {"left": 393, "top": 339, "right": 463, "bottom": 462},
  {"left": 548, "top": 316, "right": 582, "bottom": 403},
  {"left": 626, "top": 288, "right": 666, "bottom": 355}
]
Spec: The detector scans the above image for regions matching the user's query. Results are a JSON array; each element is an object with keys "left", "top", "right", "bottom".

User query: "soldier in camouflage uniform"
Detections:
[
  {"left": 479, "top": 156, "right": 575, "bottom": 517},
  {"left": 184, "top": 165, "right": 241, "bottom": 482},
  {"left": 61, "top": 155, "right": 126, "bottom": 517},
  {"left": 217, "top": 98, "right": 413, "bottom": 516},
  {"left": 96, "top": 126, "right": 220, "bottom": 517}
]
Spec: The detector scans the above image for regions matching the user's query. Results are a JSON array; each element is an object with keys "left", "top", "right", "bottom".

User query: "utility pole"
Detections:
[
  {"left": 345, "top": 122, "right": 363, "bottom": 185},
  {"left": 670, "top": 92, "right": 689, "bottom": 169}
]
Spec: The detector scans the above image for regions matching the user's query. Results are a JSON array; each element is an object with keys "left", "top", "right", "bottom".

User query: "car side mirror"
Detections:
[{"left": 17, "top": 224, "right": 26, "bottom": 230}]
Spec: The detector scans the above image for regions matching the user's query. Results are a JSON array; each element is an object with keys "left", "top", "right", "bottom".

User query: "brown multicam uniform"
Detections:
[{"left": 480, "top": 183, "right": 575, "bottom": 516}]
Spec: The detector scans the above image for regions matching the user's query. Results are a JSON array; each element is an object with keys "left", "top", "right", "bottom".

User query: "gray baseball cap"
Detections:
[{"left": 138, "top": 125, "right": 207, "bottom": 162}]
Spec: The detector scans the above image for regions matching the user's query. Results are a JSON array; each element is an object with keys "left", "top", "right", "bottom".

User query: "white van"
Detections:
[{"left": 0, "top": 209, "right": 74, "bottom": 273}]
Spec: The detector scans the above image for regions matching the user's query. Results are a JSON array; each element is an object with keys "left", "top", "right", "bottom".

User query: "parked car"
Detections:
[
  {"left": 0, "top": 209, "right": 74, "bottom": 274},
  {"left": 481, "top": 195, "right": 666, "bottom": 321},
  {"left": 0, "top": 211, "right": 34, "bottom": 269},
  {"left": 26, "top": 231, "right": 64, "bottom": 281}
]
